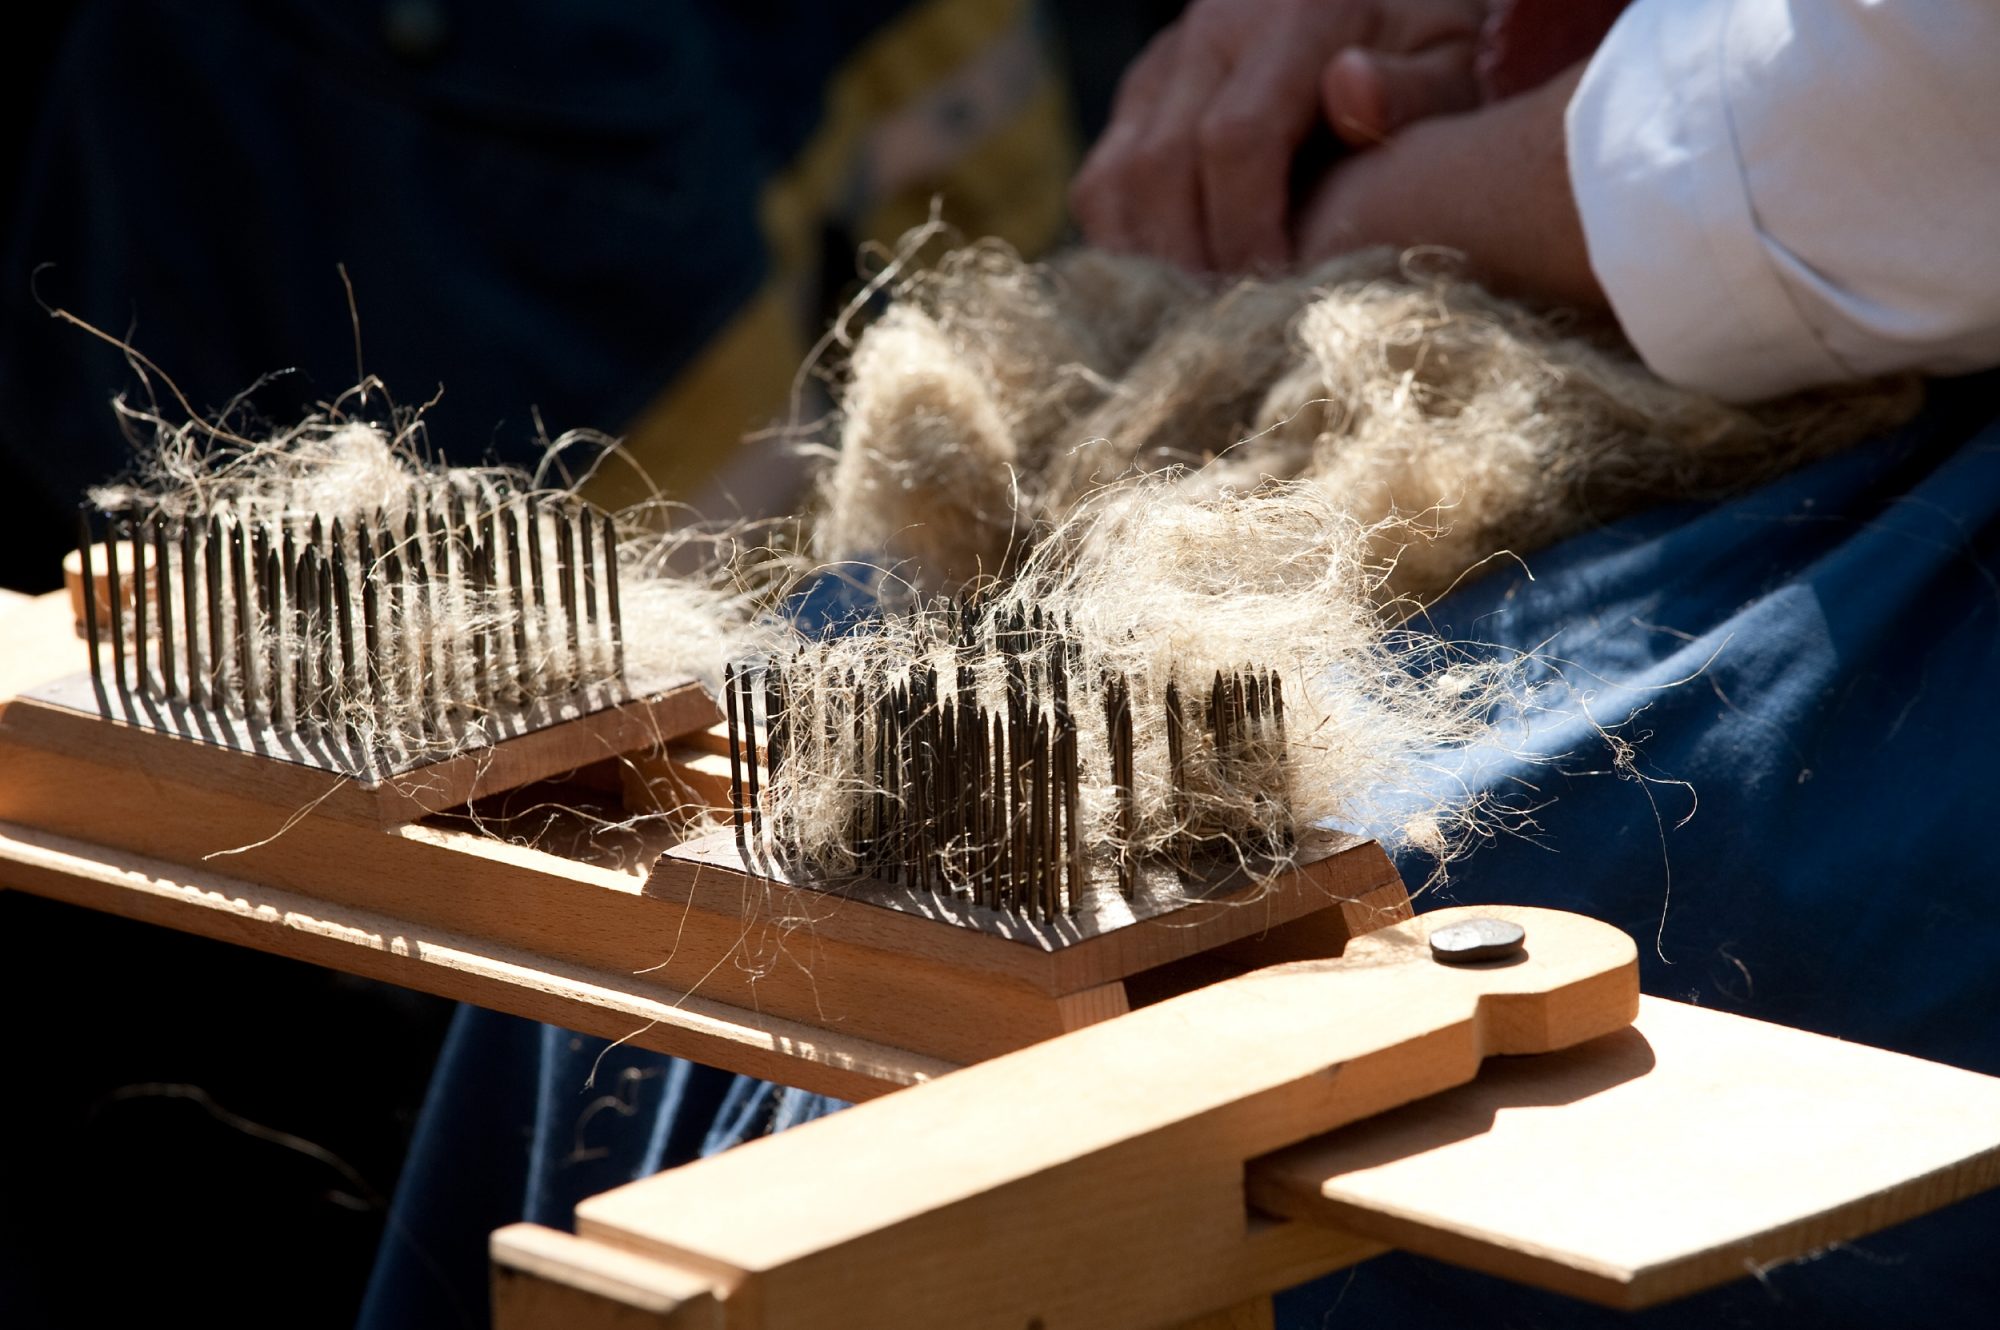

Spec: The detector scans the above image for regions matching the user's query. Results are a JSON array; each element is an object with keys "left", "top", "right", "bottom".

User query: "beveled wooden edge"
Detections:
[
  {"left": 1246, "top": 994, "right": 2000, "bottom": 1310},
  {"left": 568, "top": 908, "right": 1637, "bottom": 1330},
  {"left": 0, "top": 819, "right": 946, "bottom": 1100},
  {"left": 492, "top": 1224, "right": 723, "bottom": 1330},
  {"left": 1, "top": 679, "right": 719, "bottom": 830},
  {"left": 651, "top": 829, "right": 1406, "bottom": 996}
]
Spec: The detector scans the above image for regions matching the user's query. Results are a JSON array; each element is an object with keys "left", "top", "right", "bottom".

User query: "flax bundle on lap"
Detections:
[{"left": 817, "top": 243, "right": 1920, "bottom": 600}]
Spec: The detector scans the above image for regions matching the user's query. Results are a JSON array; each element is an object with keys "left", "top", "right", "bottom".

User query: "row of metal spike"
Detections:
[
  {"left": 720, "top": 604, "right": 1299, "bottom": 921},
  {"left": 724, "top": 656, "right": 1096, "bottom": 921},
  {"left": 75, "top": 488, "right": 624, "bottom": 752}
]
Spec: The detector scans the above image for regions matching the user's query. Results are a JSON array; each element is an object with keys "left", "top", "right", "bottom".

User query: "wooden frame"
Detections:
[{"left": 6, "top": 588, "right": 2000, "bottom": 1328}]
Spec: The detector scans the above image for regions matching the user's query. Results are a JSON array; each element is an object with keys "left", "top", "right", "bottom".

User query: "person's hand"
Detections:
[
  {"left": 1295, "top": 62, "right": 1604, "bottom": 308},
  {"left": 1071, "top": 0, "right": 1489, "bottom": 274}
]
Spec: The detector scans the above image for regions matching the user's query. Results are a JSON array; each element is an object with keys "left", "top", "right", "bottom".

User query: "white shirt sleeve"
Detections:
[{"left": 1564, "top": 0, "right": 2000, "bottom": 402}]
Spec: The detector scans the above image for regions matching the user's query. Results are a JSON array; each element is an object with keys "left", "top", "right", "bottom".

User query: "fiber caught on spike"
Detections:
[
  {"left": 79, "top": 407, "right": 759, "bottom": 767},
  {"left": 738, "top": 481, "right": 1509, "bottom": 910}
]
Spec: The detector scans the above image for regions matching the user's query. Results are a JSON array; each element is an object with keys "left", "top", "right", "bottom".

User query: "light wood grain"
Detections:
[
  {"left": 1, "top": 595, "right": 1415, "bottom": 1068},
  {"left": 574, "top": 906, "right": 1639, "bottom": 1330},
  {"left": 0, "top": 717, "right": 1391, "bottom": 1067},
  {"left": 0, "top": 819, "right": 946, "bottom": 1100},
  {"left": 0, "top": 715, "right": 1405, "bottom": 1071},
  {"left": 1248, "top": 993, "right": 2000, "bottom": 1309},
  {"left": 493, "top": 1224, "right": 722, "bottom": 1330},
  {"left": 0, "top": 591, "right": 82, "bottom": 703},
  {"left": 0, "top": 682, "right": 718, "bottom": 830},
  {"left": 656, "top": 829, "right": 1407, "bottom": 994}
]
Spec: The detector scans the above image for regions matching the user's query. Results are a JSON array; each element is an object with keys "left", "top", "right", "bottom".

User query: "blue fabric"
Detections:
[
  {"left": 1280, "top": 371, "right": 2000, "bottom": 1328},
  {"left": 362, "top": 373, "right": 2000, "bottom": 1328}
]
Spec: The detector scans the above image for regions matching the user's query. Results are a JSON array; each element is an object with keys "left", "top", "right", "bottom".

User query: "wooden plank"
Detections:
[
  {"left": 1, "top": 681, "right": 718, "bottom": 829},
  {"left": 0, "top": 727, "right": 1121, "bottom": 1066},
  {"left": 0, "top": 724, "right": 1391, "bottom": 1068},
  {"left": 574, "top": 906, "right": 1639, "bottom": 1330},
  {"left": 1248, "top": 994, "right": 2000, "bottom": 1309},
  {"left": 0, "top": 819, "right": 946, "bottom": 1100},
  {"left": 1, "top": 594, "right": 1414, "bottom": 1067},
  {"left": 656, "top": 829, "right": 1408, "bottom": 995},
  {"left": 493, "top": 1225, "right": 722, "bottom": 1330},
  {"left": 0, "top": 590, "right": 81, "bottom": 704},
  {"left": 624, "top": 747, "right": 733, "bottom": 817}
]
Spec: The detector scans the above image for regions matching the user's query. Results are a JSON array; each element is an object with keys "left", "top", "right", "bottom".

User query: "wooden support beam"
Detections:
[
  {"left": 1250, "top": 994, "right": 2000, "bottom": 1309},
  {"left": 571, "top": 906, "right": 1638, "bottom": 1330}
]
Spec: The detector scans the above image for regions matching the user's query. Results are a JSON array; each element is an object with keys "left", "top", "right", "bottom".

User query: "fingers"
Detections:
[
  {"left": 1125, "top": 43, "right": 1232, "bottom": 270},
  {"left": 1196, "top": 39, "right": 1329, "bottom": 271},
  {"left": 1073, "top": 0, "right": 1489, "bottom": 275},
  {"left": 1072, "top": 26, "right": 1187, "bottom": 253},
  {"left": 1296, "top": 64, "right": 1604, "bottom": 309},
  {"left": 1072, "top": 26, "right": 1231, "bottom": 269},
  {"left": 1322, "top": 41, "right": 1482, "bottom": 147}
]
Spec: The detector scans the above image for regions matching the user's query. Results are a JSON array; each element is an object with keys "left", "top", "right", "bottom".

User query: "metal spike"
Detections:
[
  {"left": 381, "top": 541, "right": 406, "bottom": 744},
  {"left": 741, "top": 665, "right": 762, "bottom": 837},
  {"left": 153, "top": 516, "right": 175, "bottom": 699},
  {"left": 253, "top": 541, "right": 274, "bottom": 724},
  {"left": 524, "top": 498, "right": 548, "bottom": 684},
  {"left": 105, "top": 514, "right": 129, "bottom": 696},
  {"left": 358, "top": 522, "right": 383, "bottom": 713},
  {"left": 504, "top": 506, "right": 530, "bottom": 703},
  {"left": 204, "top": 515, "right": 225, "bottom": 705},
  {"left": 468, "top": 520, "right": 490, "bottom": 711},
  {"left": 180, "top": 519, "right": 202, "bottom": 709},
  {"left": 230, "top": 521, "right": 255, "bottom": 721},
  {"left": 724, "top": 661, "right": 746, "bottom": 842},
  {"left": 601, "top": 513, "right": 624, "bottom": 685},
  {"left": 1030, "top": 709, "right": 1049, "bottom": 920},
  {"left": 295, "top": 545, "right": 320, "bottom": 730},
  {"left": 1115, "top": 675, "right": 1136, "bottom": 900},
  {"left": 476, "top": 505, "right": 498, "bottom": 708},
  {"left": 1061, "top": 707, "right": 1081, "bottom": 916},
  {"left": 76, "top": 511, "right": 104, "bottom": 701},
  {"left": 765, "top": 670, "right": 785, "bottom": 782},
  {"left": 317, "top": 548, "right": 337, "bottom": 725},
  {"left": 579, "top": 505, "right": 599, "bottom": 671},
  {"left": 1166, "top": 680, "right": 1188, "bottom": 872},
  {"left": 253, "top": 523, "right": 276, "bottom": 723},
  {"left": 286, "top": 526, "right": 306, "bottom": 728},
  {"left": 332, "top": 519, "right": 357, "bottom": 715},
  {"left": 428, "top": 501, "right": 457, "bottom": 712},
  {"left": 1007, "top": 700, "right": 1025, "bottom": 914},
  {"left": 406, "top": 507, "right": 432, "bottom": 737},
  {"left": 132, "top": 514, "right": 151, "bottom": 696},
  {"left": 554, "top": 503, "right": 579, "bottom": 687}
]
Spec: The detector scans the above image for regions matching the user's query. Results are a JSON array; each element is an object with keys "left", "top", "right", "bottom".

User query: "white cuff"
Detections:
[{"left": 1564, "top": 0, "right": 1845, "bottom": 402}]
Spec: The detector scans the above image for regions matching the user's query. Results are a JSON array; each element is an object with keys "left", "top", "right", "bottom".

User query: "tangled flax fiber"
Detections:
[
  {"left": 768, "top": 482, "right": 1504, "bottom": 891},
  {"left": 769, "top": 239, "right": 1920, "bottom": 884},
  {"left": 816, "top": 243, "right": 1921, "bottom": 600}
]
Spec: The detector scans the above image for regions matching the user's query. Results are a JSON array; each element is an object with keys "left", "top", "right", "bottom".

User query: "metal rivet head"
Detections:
[{"left": 1429, "top": 916, "right": 1527, "bottom": 965}]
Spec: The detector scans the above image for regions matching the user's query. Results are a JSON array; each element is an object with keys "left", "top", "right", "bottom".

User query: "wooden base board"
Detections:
[
  {"left": 656, "top": 829, "right": 1413, "bottom": 998},
  {"left": 1250, "top": 994, "right": 2000, "bottom": 1309},
  {"left": 7, "top": 672, "right": 719, "bottom": 830},
  {"left": 0, "top": 670, "right": 1413, "bottom": 1070},
  {"left": 0, "top": 819, "right": 940, "bottom": 1102},
  {"left": 497, "top": 981, "right": 2000, "bottom": 1327},
  {"left": 562, "top": 906, "right": 1639, "bottom": 1330}
]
